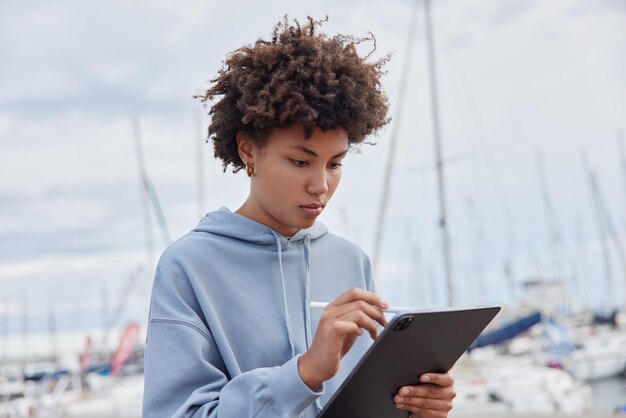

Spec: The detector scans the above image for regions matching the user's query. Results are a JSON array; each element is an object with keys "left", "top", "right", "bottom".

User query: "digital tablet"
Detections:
[{"left": 317, "top": 305, "right": 501, "bottom": 418}]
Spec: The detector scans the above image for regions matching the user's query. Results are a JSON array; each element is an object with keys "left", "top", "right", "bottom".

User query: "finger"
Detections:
[
  {"left": 397, "top": 404, "right": 451, "bottom": 418},
  {"left": 337, "top": 310, "right": 379, "bottom": 340},
  {"left": 397, "top": 385, "right": 457, "bottom": 401},
  {"left": 329, "top": 288, "right": 388, "bottom": 310},
  {"left": 419, "top": 373, "right": 455, "bottom": 387},
  {"left": 318, "top": 320, "right": 363, "bottom": 358},
  {"left": 328, "top": 320, "right": 363, "bottom": 338},
  {"left": 394, "top": 394, "right": 453, "bottom": 411},
  {"left": 327, "top": 299, "right": 387, "bottom": 328},
  {"left": 337, "top": 310, "right": 380, "bottom": 340}
]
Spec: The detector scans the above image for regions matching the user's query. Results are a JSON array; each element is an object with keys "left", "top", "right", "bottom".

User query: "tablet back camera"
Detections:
[{"left": 392, "top": 316, "right": 414, "bottom": 331}]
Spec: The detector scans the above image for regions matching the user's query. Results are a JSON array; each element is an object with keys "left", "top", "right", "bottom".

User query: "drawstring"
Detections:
[
  {"left": 303, "top": 235, "right": 313, "bottom": 349},
  {"left": 271, "top": 231, "right": 296, "bottom": 359},
  {"left": 272, "top": 231, "right": 322, "bottom": 414},
  {"left": 303, "top": 234, "right": 322, "bottom": 413}
]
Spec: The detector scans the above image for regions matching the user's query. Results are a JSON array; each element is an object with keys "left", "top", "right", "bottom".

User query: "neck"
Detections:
[{"left": 235, "top": 198, "right": 299, "bottom": 237}]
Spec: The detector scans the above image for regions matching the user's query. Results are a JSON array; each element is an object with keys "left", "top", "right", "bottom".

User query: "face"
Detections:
[{"left": 236, "top": 124, "right": 349, "bottom": 237}]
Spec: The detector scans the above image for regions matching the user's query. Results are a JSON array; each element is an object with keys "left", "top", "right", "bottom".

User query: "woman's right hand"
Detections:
[{"left": 297, "top": 288, "right": 388, "bottom": 390}]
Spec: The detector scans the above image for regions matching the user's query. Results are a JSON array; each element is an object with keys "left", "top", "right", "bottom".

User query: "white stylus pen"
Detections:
[{"left": 310, "top": 301, "right": 414, "bottom": 313}]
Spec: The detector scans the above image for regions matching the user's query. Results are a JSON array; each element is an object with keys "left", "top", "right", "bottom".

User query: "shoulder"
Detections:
[
  {"left": 312, "top": 233, "right": 375, "bottom": 292},
  {"left": 150, "top": 231, "right": 219, "bottom": 321},
  {"left": 152, "top": 230, "right": 216, "bottom": 293},
  {"left": 314, "top": 232, "right": 372, "bottom": 278},
  {"left": 157, "top": 231, "right": 201, "bottom": 265},
  {"left": 157, "top": 226, "right": 226, "bottom": 268},
  {"left": 316, "top": 232, "right": 369, "bottom": 260}
]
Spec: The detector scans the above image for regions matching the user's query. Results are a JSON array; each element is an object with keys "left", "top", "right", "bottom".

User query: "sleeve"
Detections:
[
  {"left": 142, "top": 321, "right": 323, "bottom": 418},
  {"left": 142, "top": 249, "right": 324, "bottom": 418}
]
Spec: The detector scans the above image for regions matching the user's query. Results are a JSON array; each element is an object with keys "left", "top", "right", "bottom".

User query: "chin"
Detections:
[{"left": 295, "top": 217, "right": 316, "bottom": 229}]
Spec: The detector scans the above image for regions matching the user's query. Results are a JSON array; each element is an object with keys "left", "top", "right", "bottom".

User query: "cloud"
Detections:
[
  {"left": 0, "top": 1, "right": 219, "bottom": 117},
  {"left": 0, "top": 0, "right": 625, "bottom": 332}
]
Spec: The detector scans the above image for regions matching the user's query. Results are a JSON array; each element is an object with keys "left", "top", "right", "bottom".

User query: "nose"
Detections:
[{"left": 306, "top": 168, "right": 329, "bottom": 196}]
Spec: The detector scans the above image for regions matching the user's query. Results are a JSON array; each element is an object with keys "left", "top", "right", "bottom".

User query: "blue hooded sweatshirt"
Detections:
[{"left": 142, "top": 208, "right": 375, "bottom": 418}]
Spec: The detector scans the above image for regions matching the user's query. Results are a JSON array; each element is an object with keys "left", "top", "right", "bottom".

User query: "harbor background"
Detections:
[{"left": 2, "top": 0, "right": 626, "bottom": 416}]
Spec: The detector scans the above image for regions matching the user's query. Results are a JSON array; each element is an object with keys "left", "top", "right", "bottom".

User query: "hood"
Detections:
[{"left": 193, "top": 207, "right": 329, "bottom": 248}]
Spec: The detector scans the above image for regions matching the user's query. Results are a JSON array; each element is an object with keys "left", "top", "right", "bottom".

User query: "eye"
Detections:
[
  {"left": 290, "top": 159, "right": 308, "bottom": 167},
  {"left": 329, "top": 162, "right": 343, "bottom": 169}
]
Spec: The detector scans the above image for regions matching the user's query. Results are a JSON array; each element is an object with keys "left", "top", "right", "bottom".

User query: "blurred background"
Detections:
[{"left": 1, "top": 0, "right": 625, "bottom": 416}]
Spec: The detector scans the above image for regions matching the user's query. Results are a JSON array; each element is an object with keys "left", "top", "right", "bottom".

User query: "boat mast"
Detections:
[
  {"left": 101, "top": 286, "right": 109, "bottom": 346},
  {"left": 582, "top": 151, "right": 617, "bottom": 308},
  {"left": 617, "top": 131, "right": 626, "bottom": 310},
  {"left": 21, "top": 293, "right": 29, "bottom": 365},
  {"left": 132, "top": 116, "right": 172, "bottom": 249},
  {"left": 574, "top": 216, "right": 586, "bottom": 312},
  {"left": 618, "top": 130, "right": 626, "bottom": 237},
  {"left": 47, "top": 302, "right": 58, "bottom": 362},
  {"left": 132, "top": 117, "right": 156, "bottom": 268},
  {"left": 424, "top": 0, "right": 454, "bottom": 306},
  {"left": 535, "top": 149, "right": 572, "bottom": 310},
  {"left": 591, "top": 163, "right": 626, "bottom": 309},
  {"left": 1, "top": 307, "right": 7, "bottom": 364},
  {"left": 536, "top": 150, "right": 565, "bottom": 281}
]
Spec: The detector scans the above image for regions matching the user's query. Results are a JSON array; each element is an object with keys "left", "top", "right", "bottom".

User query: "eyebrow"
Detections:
[{"left": 288, "top": 145, "right": 348, "bottom": 159}]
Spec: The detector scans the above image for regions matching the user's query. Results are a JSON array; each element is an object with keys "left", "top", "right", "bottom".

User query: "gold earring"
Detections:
[{"left": 246, "top": 162, "right": 254, "bottom": 177}]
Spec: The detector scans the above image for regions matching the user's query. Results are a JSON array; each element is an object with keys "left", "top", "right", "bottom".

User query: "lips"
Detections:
[{"left": 300, "top": 203, "right": 324, "bottom": 217}]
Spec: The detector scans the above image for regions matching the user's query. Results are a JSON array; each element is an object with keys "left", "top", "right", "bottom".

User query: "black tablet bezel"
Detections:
[{"left": 317, "top": 305, "right": 501, "bottom": 418}]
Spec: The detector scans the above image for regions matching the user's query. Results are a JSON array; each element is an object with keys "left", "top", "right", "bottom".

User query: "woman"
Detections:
[{"left": 142, "top": 17, "right": 455, "bottom": 418}]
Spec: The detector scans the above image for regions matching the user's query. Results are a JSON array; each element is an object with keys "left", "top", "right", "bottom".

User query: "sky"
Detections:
[{"left": 1, "top": 0, "right": 626, "bottom": 346}]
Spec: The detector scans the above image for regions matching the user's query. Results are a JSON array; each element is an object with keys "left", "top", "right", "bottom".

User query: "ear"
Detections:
[{"left": 236, "top": 132, "right": 256, "bottom": 165}]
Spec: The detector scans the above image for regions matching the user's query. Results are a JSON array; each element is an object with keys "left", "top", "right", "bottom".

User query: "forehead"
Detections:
[{"left": 264, "top": 124, "right": 349, "bottom": 154}]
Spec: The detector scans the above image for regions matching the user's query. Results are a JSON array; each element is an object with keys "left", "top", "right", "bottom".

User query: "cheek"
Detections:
[
  {"left": 256, "top": 164, "right": 300, "bottom": 196},
  {"left": 327, "top": 171, "right": 342, "bottom": 194}
]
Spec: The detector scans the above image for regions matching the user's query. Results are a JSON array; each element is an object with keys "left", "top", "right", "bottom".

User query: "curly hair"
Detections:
[{"left": 195, "top": 16, "right": 391, "bottom": 172}]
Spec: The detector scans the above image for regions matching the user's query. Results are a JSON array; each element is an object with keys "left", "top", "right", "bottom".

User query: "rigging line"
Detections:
[
  {"left": 401, "top": 220, "right": 413, "bottom": 306},
  {"left": 444, "top": 54, "right": 513, "bottom": 223},
  {"left": 407, "top": 150, "right": 476, "bottom": 172},
  {"left": 574, "top": 216, "right": 586, "bottom": 312},
  {"left": 442, "top": 50, "right": 515, "bottom": 273},
  {"left": 536, "top": 149, "right": 565, "bottom": 280},
  {"left": 132, "top": 117, "right": 155, "bottom": 267},
  {"left": 21, "top": 293, "right": 29, "bottom": 363},
  {"left": 409, "top": 221, "right": 426, "bottom": 308},
  {"left": 0, "top": 308, "right": 7, "bottom": 363},
  {"left": 591, "top": 168, "right": 626, "bottom": 306},
  {"left": 582, "top": 150, "right": 616, "bottom": 308},
  {"left": 618, "top": 130, "right": 626, "bottom": 237},
  {"left": 47, "top": 301, "right": 58, "bottom": 361},
  {"left": 132, "top": 117, "right": 173, "bottom": 248},
  {"left": 372, "top": 0, "right": 421, "bottom": 276},
  {"left": 102, "top": 264, "right": 145, "bottom": 348},
  {"left": 527, "top": 241, "right": 544, "bottom": 283},
  {"left": 144, "top": 176, "right": 173, "bottom": 245},
  {"left": 424, "top": 0, "right": 454, "bottom": 306}
]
